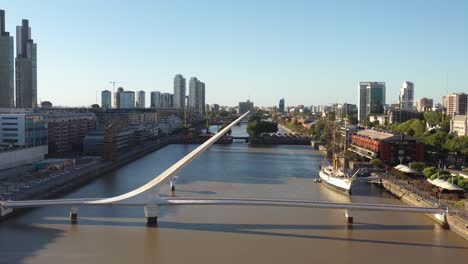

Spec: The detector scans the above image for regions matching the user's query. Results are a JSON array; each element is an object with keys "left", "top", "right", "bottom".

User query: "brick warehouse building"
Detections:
[{"left": 350, "top": 130, "right": 424, "bottom": 164}]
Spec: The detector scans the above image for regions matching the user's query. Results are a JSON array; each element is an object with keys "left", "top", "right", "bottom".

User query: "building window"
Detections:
[
  {"left": 2, "top": 128, "right": 18, "bottom": 131},
  {"left": 2, "top": 122, "right": 18, "bottom": 125}
]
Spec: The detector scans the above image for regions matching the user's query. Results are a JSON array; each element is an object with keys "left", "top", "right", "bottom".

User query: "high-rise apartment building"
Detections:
[
  {"left": 188, "top": 77, "right": 205, "bottom": 115},
  {"left": 400, "top": 81, "right": 414, "bottom": 111},
  {"left": 101, "top": 90, "right": 111, "bottom": 109},
  {"left": 136, "top": 90, "right": 145, "bottom": 108},
  {"left": 416, "top": 98, "right": 433, "bottom": 112},
  {"left": 239, "top": 100, "right": 254, "bottom": 114},
  {"left": 119, "top": 91, "right": 135, "bottom": 109},
  {"left": 160, "top": 93, "right": 173, "bottom": 108},
  {"left": 279, "top": 98, "right": 285, "bottom": 113},
  {"left": 0, "top": 10, "right": 14, "bottom": 108},
  {"left": 358, "top": 82, "right": 386, "bottom": 121},
  {"left": 15, "top": 19, "right": 37, "bottom": 108},
  {"left": 446, "top": 92, "right": 468, "bottom": 116},
  {"left": 150, "top": 91, "right": 161, "bottom": 107},
  {"left": 173, "top": 74, "right": 186, "bottom": 109},
  {"left": 115, "top": 87, "right": 124, "bottom": 109}
]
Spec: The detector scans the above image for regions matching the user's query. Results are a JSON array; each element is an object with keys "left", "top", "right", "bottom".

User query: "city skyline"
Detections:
[{"left": 1, "top": 1, "right": 467, "bottom": 107}]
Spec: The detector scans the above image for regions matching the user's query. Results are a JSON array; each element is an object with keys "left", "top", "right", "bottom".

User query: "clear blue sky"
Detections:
[{"left": 1, "top": 0, "right": 467, "bottom": 107}]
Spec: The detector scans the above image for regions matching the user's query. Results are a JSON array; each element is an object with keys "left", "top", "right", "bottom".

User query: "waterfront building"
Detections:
[
  {"left": 446, "top": 92, "right": 468, "bottom": 116},
  {"left": 114, "top": 87, "right": 124, "bottom": 109},
  {"left": 279, "top": 98, "right": 285, "bottom": 113},
  {"left": 399, "top": 81, "right": 414, "bottom": 111},
  {"left": 150, "top": 91, "right": 161, "bottom": 108},
  {"left": 350, "top": 130, "right": 424, "bottom": 164},
  {"left": 101, "top": 90, "right": 112, "bottom": 109},
  {"left": 450, "top": 114, "right": 468, "bottom": 136},
  {"left": 173, "top": 74, "right": 186, "bottom": 109},
  {"left": 159, "top": 115, "right": 183, "bottom": 135},
  {"left": 136, "top": 90, "right": 145, "bottom": 108},
  {"left": 15, "top": 19, "right": 37, "bottom": 108},
  {"left": 239, "top": 100, "right": 254, "bottom": 114},
  {"left": 416, "top": 98, "right": 433, "bottom": 112},
  {"left": 43, "top": 112, "right": 96, "bottom": 155},
  {"left": 128, "top": 111, "right": 158, "bottom": 125},
  {"left": 0, "top": 10, "right": 14, "bottom": 108},
  {"left": 119, "top": 91, "right": 135, "bottom": 109},
  {"left": 358, "top": 82, "right": 386, "bottom": 122}
]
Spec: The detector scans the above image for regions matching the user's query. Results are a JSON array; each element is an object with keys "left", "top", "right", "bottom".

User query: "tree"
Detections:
[
  {"left": 247, "top": 120, "right": 278, "bottom": 137},
  {"left": 409, "top": 162, "right": 426, "bottom": 172},
  {"left": 423, "top": 166, "right": 438, "bottom": 178},
  {"left": 369, "top": 158, "right": 384, "bottom": 169},
  {"left": 218, "top": 110, "right": 230, "bottom": 118},
  {"left": 348, "top": 113, "right": 358, "bottom": 125},
  {"left": 444, "top": 136, "right": 468, "bottom": 160},
  {"left": 458, "top": 179, "right": 468, "bottom": 191}
]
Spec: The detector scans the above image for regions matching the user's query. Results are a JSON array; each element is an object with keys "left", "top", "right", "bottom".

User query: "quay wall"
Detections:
[{"left": 381, "top": 180, "right": 468, "bottom": 240}]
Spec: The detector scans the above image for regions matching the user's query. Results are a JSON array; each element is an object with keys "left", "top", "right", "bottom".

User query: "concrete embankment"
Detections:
[
  {"left": 249, "top": 136, "right": 311, "bottom": 145},
  {"left": 380, "top": 179, "right": 468, "bottom": 240},
  {"left": 0, "top": 140, "right": 169, "bottom": 220}
]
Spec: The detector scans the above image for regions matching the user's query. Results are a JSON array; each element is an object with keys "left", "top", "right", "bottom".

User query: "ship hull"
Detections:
[{"left": 319, "top": 171, "right": 352, "bottom": 195}]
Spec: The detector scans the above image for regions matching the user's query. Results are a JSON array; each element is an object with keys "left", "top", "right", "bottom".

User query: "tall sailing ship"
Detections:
[{"left": 318, "top": 121, "right": 359, "bottom": 195}]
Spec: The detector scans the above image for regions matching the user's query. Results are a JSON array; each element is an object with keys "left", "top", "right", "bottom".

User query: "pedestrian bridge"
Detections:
[{"left": 0, "top": 111, "right": 447, "bottom": 226}]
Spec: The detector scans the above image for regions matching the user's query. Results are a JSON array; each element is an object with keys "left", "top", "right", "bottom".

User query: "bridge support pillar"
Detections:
[
  {"left": 144, "top": 205, "right": 160, "bottom": 226},
  {"left": 170, "top": 178, "right": 175, "bottom": 191},
  {"left": 345, "top": 210, "right": 353, "bottom": 224},
  {"left": 70, "top": 206, "right": 78, "bottom": 223}
]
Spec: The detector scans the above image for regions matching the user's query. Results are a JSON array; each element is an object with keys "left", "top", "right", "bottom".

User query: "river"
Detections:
[{"left": 0, "top": 125, "right": 467, "bottom": 264}]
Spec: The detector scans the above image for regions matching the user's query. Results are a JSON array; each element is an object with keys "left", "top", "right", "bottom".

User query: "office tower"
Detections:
[
  {"left": 279, "top": 98, "right": 285, "bottom": 113},
  {"left": 115, "top": 87, "right": 124, "bottom": 108},
  {"left": 446, "top": 92, "right": 468, "bottom": 116},
  {"left": 160, "top": 93, "right": 173, "bottom": 107},
  {"left": 416, "top": 98, "right": 433, "bottom": 112},
  {"left": 101, "top": 90, "right": 112, "bottom": 109},
  {"left": 358, "top": 82, "right": 386, "bottom": 121},
  {"left": 400, "top": 81, "right": 414, "bottom": 111},
  {"left": 150, "top": 91, "right": 161, "bottom": 107},
  {"left": 173, "top": 74, "right": 186, "bottom": 109},
  {"left": 119, "top": 91, "right": 135, "bottom": 108},
  {"left": 15, "top": 19, "right": 37, "bottom": 108},
  {"left": 136, "top": 90, "right": 145, "bottom": 108},
  {"left": 0, "top": 10, "right": 14, "bottom": 108}
]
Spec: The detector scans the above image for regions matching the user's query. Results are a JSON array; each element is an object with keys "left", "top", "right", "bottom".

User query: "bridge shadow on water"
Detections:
[{"left": 33, "top": 217, "right": 468, "bottom": 251}]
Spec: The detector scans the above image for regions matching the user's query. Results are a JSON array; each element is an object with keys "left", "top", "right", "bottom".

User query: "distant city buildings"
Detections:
[
  {"left": 358, "top": 82, "right": 386, "bottom": 122},
  {"left": 101, "top": 90, "right": 111, "bottom": 109},
  {"left": 239, "top": 100, "right": 254, "bottom": 114},
  {"left": 119, "top": 91, "right": 135, "bottom": 109},
  {"left": 136, "top": 90, "right": 145, "bottom": 108},
  {"left": 399, "top": 81, "right": 414, "bottom": 111},
  {"left": 446, "top": 92, "right": 467, "bottom": 116},
  {"left": 115, "top": 87, "right": 124, "bottom": 109},
  {"left": 173, "top": 74, "right": 186, "bottom": 109},
  {"left": 15, "top": 19, "right": 37, "bottom": 108},
  {"left": 279, "top": 98, "right": 285, "bottom": 113},
  {"left": 0, "top": 10, "right": 14, "bottom": 108},
  {"left": 416, "top": 98, "right": 433, "bottom": 112},
  {"left": 160, "top": 93, "right": 173, "bottom": 108}
]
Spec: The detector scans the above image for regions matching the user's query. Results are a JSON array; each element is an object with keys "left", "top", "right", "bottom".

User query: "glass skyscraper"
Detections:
[
  {"left": 15, "top": 19, "right": 37, "bottom": 108},
  {"left": 358, "top": 82, "right": 386, "bottom": 121},
  {"left": 173, "top": 74, "right": 186, "bottom": 109},
  {"left": 0, "top": 10, "right": 14, "bottom": 108}
]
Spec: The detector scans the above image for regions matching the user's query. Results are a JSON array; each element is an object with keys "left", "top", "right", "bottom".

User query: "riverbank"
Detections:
[{"left": 378, "top": 178, "right": 468, "bottom": 240}]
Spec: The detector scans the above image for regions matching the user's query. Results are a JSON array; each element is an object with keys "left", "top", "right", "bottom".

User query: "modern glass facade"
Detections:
[
  {"left": 0, "top": 10, "right": 14, "bottom": 108},
  {"left": 0, "top": 113, "right": 47, "bottom": 147}
]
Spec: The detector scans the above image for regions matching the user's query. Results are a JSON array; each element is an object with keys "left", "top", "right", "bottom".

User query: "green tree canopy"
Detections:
[{"left": 247, "top": 121, "right": 278, "bottom": 137}]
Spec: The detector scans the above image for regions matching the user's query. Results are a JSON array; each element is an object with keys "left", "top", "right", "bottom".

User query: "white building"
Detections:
[
  {"left": 450, "top": 114, "right": 468, "bottom": 136},
  {"left": 400, "top": 81, "right": 414, "bottom": 111},
  {"left": 101, "top": 90, "right": 111, "bottom": 109},
  {"left": 136, "top": 90, "right": 145, "bottom": 108},
  {"left": 119, "top": 91, "right": 135, "bottom": 109}
]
